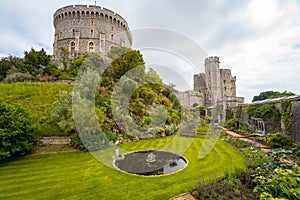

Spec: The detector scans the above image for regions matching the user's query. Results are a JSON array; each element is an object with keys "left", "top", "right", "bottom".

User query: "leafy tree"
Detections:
[
  {"left": 0, "top": 101, "right": 38, "bottom": 160},
  {"left": 107, "top": 46, "right": 131, "bottom": 60},
  {"left": 252, "top": 91, "right": 295, "bottom": 102},
  {"left": 58, "top": 46, "right": 70, "bottom": 70},
  {"left": 146, "top": 68, "right": 163, "bottom": 93},
  {"left": 0, "top": 56, "right": 24, "bottom": 81},
  {"left": 110, "top": 49, "right": 145, "bottom": 81},
  {"left": 68, "top": 56, "right": 86, "bottom": 77},
  {"left": 0, "top": 58, "right": 12, "bottom": 81},
  {"left": 22, "top": 48, "right": 51, "bottom": 77},
  {"left": 68, "top": 53, "right": 103, "bottom": 77}
]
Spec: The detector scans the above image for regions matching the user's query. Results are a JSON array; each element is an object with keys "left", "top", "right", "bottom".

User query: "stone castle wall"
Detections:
[
  {"left": 229, "top": 96, "right": 300, "bottom": 142},
  {"left": 53, "top": 5, "right": 132, "bottom": 62}
]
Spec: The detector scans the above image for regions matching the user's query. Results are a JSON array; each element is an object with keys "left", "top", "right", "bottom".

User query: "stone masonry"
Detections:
[
  {"left": 53, "top": 5, "right": 132, "bottom": 63},
  {"left": 177, "top": 56, "right": 244, "bottom": 109}
]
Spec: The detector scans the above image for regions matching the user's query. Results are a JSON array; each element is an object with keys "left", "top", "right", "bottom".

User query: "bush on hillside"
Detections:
[
  {"left": 267, "top": 132, "right": 291, "bottom": 148},
  {"left": 4, "top": 73, "right": 33, "bottom": 83},
  {"left": 0, "top": 101, "right": 38, "bottom": 160}
]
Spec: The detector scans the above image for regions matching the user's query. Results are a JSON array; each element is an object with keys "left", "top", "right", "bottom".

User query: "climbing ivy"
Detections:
[
  {"left": 236, "top": 106, "right": 243, "bottom": 119},
  {"left": 225, "top": 108, "right": 234, "bottom": 121},
  {"left": 280, "top": 100, "right": 292, "bottom": 135},
  {"left": 247, "top": 104, "right": 281, "bottom": 133}
]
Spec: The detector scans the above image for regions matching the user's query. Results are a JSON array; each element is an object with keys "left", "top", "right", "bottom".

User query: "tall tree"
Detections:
[{"left": 23, "top": 48, "right": 51, "bottom": 77}]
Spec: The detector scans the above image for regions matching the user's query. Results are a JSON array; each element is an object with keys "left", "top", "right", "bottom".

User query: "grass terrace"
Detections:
[{"left": 0, "top": 134, "right": 246, "bottom": 200}]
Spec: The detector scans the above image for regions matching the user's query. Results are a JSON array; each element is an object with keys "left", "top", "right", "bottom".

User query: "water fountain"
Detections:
[
  {"left": 113, "top": 150, "right": 188, "bottom": 176},
  {"left": 146, "top": 152, "right": 156, "bottom": 163}
]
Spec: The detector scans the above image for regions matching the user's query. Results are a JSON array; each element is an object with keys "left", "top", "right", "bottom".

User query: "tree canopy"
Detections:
[{"left": 252, "top": 91, "right": 295, "bottom": 102}]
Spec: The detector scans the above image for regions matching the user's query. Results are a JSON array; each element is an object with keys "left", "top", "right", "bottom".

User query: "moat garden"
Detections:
[
  {"left": 0, "top": 83, "right": 299, "bottom": 199},
  {"left": 0, "top": 47, "right": 299, "bottom": 199}
]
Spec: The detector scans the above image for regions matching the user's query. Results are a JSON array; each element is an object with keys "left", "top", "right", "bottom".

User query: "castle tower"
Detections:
[
  {"left": 53, "top": 5, "right": 132, "bottom": 63},
  {"left": 205, "top": 56, "right": 222, "bottom": 106}
]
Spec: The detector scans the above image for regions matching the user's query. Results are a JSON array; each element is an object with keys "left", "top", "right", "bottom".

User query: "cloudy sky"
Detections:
[{"left": 1, "top": 0, "right": 300, "bottom": 102}]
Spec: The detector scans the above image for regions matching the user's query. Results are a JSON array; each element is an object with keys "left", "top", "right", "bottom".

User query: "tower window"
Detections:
[
  {"left": 90, "top": 30, "right": 94, "bottom": 37},
  {"left": 70, "top": 41, "right": 75, "bottom": 54},
  {"left": 111, "top": 26, "right": 114, "bottom": 32},
  {"left": 89, "top": 42, "right": 94, "bottom": 52},
  {"left": 111, "top": 34, "right": 114, "bottom": 41},
  {"left": 100, "top": 33, "right": 105, "bottom": 52},
  {"left": 91, "top": 21, "right": 94, "bottom": 27},
  {"left": 72, "top": 29, "right": 75, "bottom": 37}
]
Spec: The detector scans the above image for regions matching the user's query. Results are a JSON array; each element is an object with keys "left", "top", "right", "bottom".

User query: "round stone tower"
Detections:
[{"left": 53, "top": 5, "right": 132, "bottom": 62}]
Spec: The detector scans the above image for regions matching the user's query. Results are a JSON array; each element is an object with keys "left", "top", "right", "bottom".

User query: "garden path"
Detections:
[{"left": 221, "top": 127, "right": 271, "bottom": 153}]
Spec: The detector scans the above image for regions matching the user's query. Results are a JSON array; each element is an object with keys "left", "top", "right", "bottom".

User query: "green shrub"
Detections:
[
  {"left": 4, "top": 73, "right": 33, "bottom": 83},
  {"left": 267, "top": 132, "right": 291, "bottom": 148},
  {"left": 254, "top": 167, "right": 300, "bottom": 199},
  {"left": 224, "top": 118, "right": 241, "bottom": 131},
  {"left": 105, "top": 130, "right": 118, "bottom": 142},
  {"left": 70, "top": 133, "right": 109, "bottom": 151},
  {"left": 0, "top": 101, "right": 38, "bottom": 160}
]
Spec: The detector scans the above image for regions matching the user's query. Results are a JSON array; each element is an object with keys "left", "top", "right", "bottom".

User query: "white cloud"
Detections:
[
  {"left": 214, "top": 0, "right": 300, "bottom": 101},
  {"left": 246, "top": 0, "right": 282, "bottom": 27}
]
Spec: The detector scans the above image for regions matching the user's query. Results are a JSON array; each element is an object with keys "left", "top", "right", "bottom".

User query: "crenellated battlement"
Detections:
[
  {"left": 53, "top": 5, "right": 129, "bottom": 31},
  {"left": 205, "top": 56, "right": 220, "bottom": 64}
]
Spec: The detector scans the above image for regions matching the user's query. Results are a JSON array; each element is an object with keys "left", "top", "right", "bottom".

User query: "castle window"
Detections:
[
  {"left": 111, "top": 34, "right": 114, "bottom": 41},
  {"left": 72, "top": 29, "right": 75, "bottom": 37},
  {"left": 100, "top": 33, "right": 105, "bottom": 52},
  {"left": 91, "top": 21, "right": 94, "bottom": 27},
  {"left": 70, "top": 42, "right": 75, "bottom": 55},
  {"left": 89, "top": 42, "right": 94, "bottom": 52},
  {"left": 111, "top": 26, "right": 114, "bottom": 32},
  {"left": 90, "top": 30, "right": 94, "bottom": 37}
]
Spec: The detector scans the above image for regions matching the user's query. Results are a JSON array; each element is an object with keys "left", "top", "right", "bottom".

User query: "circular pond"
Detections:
[{"left": 113, "top": 150, "right": 188, "bottom": 176}]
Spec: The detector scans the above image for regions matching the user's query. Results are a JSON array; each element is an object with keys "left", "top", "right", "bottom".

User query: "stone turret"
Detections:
[
  {"left": 53, "top": 5, "right": 132, "bottom": 63},
  {"left": 205, "top": 56, "right": 222, "bottom": 105}
]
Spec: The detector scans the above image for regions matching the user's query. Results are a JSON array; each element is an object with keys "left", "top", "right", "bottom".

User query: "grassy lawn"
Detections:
[
  {"left": 0, "top": 82, "right": 73, "bottom": 136},
  {"left": 0, "top": 135, "right": 246, "bottom": 200}
]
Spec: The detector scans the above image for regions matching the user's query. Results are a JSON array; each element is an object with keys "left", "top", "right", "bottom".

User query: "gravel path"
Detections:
[
  {"left": 170, "top": 192, "right": 196, "bottom": 200},
  {"left": 221, "top": 127, "right": 271, "bottom": 153}
]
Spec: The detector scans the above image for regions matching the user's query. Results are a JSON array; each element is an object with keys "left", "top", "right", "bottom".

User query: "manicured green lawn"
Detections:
[
  {"left": 0, "top": 135, "right": 246, "bottom": 200},
  {"left": 0, "top": 82, "right": 73, "bottom": 136}
]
